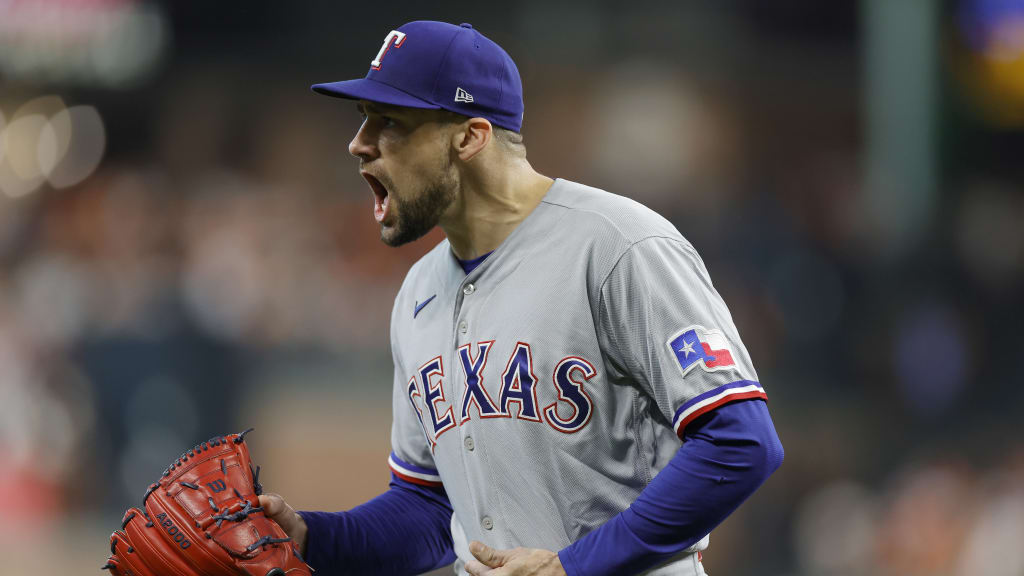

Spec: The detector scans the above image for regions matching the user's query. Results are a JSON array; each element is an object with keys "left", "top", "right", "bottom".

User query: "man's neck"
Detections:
[{"left": 442, "top": 163, "right": 553, "bottom": 260}]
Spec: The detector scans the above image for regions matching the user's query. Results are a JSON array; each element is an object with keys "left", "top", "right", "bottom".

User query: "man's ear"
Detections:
[{"left": 451, "top": 118, "right": 493, "bottom": 162}]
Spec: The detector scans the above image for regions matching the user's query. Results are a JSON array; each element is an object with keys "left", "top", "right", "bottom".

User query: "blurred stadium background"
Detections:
[{"left": 2, "top": 1, "right": 1023, "bottom": 574}]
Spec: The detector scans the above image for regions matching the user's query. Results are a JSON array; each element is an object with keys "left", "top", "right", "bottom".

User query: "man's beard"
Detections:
[{"left": 380, "top": 159, "right": 457, "bottom": 247}]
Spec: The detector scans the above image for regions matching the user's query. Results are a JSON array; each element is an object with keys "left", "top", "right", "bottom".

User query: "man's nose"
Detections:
[{"left": 348, "top": 122, "right": 379, "bottom": 160}]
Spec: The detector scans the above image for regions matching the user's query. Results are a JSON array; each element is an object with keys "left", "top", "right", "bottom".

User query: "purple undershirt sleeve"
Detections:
[
  {"left": 297, "top": 473, "right": 456, "bottom": 576},
  {"left": 558, "top": 398, "right": 783, "bottom": 576}
]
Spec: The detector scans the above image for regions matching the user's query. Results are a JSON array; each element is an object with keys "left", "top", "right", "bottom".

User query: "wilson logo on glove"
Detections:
[{"left": 102, "top": 429, "right": 311, "bottom": 576}]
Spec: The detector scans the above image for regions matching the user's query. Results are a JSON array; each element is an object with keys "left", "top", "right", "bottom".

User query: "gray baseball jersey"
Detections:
[{"left": 386, "top": 178, "right": 766, "bottom": 575}]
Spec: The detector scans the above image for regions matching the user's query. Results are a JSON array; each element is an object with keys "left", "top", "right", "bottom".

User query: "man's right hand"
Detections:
[{"left": 259, "top": 493, "right": 309, "bottom": 556}]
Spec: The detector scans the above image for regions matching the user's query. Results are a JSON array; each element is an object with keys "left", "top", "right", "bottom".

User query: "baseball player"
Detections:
[{"left": 259, "top": 21, "right": 783, "bottom": 576}]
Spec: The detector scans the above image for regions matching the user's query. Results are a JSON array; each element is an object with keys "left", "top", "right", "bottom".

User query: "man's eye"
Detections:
[{"left": 381, "top": 116, "right": 396, "bottom": 126}]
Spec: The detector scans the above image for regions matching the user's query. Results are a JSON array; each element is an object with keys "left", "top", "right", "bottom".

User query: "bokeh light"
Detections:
[
  {"left": 0, "top": 96, "right": 106, "bottom": 198},
  {"left": 0, "top": 113, "right": 50, "bottom": 198},
  {"left": 955, "top": 0, "right": 1024, "bottom": 125},
  {"left": 47, "top": 106, "right": 107, "bottom": 189}
]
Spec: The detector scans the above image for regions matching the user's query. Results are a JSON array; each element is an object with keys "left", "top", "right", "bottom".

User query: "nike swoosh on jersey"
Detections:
[{"left": 414, "top": 294, "right": 437, "bottom": 318}]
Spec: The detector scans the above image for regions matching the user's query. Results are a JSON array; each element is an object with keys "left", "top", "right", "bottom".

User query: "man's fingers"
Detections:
[
  {"left": 469, "top": 540, "right": 505, "bottom": 568},
  {"left": 257, "top": 492, "right": 308, "bottom": 554},
  {"left": 258, "top": 493, "right": 297, "bottom": 530},
  {"left": 465, "top": 559, "right": 492, "bottom": 576},
  {"left": 258, "top": 493, "right": 285, "bottom": 517}
]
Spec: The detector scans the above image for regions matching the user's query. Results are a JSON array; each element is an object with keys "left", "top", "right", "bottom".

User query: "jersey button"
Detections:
[
  {"left": 458, "top": 320, "right": 468, "bottom": 334},
  {"left": 463, "top": 283, "right": 476, "bottom": 296},
  {"left": 464, "top": 436, "right": 475, "bottom": 451},
  {"left": 481, "top": 516, "right": 493, "bottom": 531}
]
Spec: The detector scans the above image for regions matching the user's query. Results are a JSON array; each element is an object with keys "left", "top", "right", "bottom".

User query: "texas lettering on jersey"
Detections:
[{"left": 406, "top": 340, "right": 596, "bottom": 448}]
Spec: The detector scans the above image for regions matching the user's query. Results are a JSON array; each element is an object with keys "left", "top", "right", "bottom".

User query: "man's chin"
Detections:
[
  {"left": 380, "top": 222, "right": 432, "bottom": 247},
  {"left": 379, "top": 224, "right": 403, "bottom": 247},
  {"left": 380, "top": 231, "right": 407, "bottom": 247}
]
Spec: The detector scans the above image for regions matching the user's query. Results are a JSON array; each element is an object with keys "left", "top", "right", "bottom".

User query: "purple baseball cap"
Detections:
[{"left": 312, "top": 21, "right": 524, "bottom": 133}]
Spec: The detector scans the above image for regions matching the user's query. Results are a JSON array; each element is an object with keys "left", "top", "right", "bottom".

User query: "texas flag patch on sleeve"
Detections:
[
  {"left": 667, "top": 325, "right": 767, "bottom": 437},
  {"left": 668, "top": 325, "right": 738, "bottom": 377}
]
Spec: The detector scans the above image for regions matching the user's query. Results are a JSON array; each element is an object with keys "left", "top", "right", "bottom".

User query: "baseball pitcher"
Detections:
[{"left": 260, "top": 20, "right": 783, "bottom": 576}]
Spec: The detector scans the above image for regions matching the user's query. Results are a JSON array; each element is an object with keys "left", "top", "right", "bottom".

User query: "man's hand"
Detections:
[
  {"left": 258, "top": 492, "right": 309, "bottom": 555},
  {"left": 465, "top": 541, "right": 567, "bottom": 576}
]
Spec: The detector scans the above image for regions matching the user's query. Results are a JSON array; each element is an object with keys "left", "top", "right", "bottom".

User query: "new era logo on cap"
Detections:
[{"left": 311, "top": 21, "right": 524, "bottom": 133}]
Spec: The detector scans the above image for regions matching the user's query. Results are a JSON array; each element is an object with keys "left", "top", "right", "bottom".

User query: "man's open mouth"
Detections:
[{"left": 362, "top": 171, "right": 389, "bottom": 223}]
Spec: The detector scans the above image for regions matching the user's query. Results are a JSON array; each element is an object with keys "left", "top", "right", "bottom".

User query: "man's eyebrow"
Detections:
[{"left": 358, "top": 102, "right": 407, "bottom": 116}]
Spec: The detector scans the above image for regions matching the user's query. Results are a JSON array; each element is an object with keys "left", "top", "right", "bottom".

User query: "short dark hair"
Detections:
[
  {"left": 439, "top": 110, "right": 526, "bottom": 158},
  {"left": 493, "top": 126, "right": 526, "bottom": 158}
]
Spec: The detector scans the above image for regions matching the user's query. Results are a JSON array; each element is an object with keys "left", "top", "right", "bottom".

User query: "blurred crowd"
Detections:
[
  {"left": 793, "top": 457, "right": 1024, "bottom": 576},
  {"left": 0, "top": 100, "right": 439, "bottom": 511},
  {"left": 1, "top": 2, "right": 1023, "bottom": 574}
]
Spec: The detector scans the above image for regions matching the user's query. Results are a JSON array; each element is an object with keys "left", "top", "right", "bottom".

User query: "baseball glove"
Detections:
[{"left": 102, "top": 429, "right": 312, "bottom": 576}]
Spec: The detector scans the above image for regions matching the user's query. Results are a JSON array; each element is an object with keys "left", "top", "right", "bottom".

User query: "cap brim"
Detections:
[{"left": 311, "top": 78, "right": 441, "bottom": 110}]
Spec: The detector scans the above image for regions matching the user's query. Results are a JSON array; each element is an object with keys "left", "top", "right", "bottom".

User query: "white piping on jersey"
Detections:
[
  {"left": 388, "top": 453, "right": 442, "bottom": 484},
  {"left": 672, "top": 383, "right": 765, "bottom": 432}
]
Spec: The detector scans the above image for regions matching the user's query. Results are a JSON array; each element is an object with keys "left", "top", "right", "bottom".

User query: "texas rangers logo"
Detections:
[
  {"left": 371, "top": 30, "right": 407, "bottom": 70},
  {"left": 668, "top": 325, "right": 738, "bottom": 377}
]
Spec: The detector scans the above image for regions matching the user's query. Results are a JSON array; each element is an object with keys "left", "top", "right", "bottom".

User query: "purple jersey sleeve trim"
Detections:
[
  {"left": 559, "top": 399, "right": 783, "bottom": 576},
  {"left": 388, "top": 451, "right": 443, "bottom": 487},
  {"left": 298, "top": 473, "right": 455, "bottom": 575},
  {"left": 672, "top": 380, "right": 767, "bottom": 438}
]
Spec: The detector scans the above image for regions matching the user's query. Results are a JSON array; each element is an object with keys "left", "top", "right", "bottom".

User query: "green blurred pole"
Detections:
[{"left": 862, "top": 0, "right": 938, "bottom": 260}]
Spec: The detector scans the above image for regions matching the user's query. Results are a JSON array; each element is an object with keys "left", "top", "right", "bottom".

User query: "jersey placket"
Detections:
[{"left": 450, "top": 271, "right": 501, "bottom": 539}]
